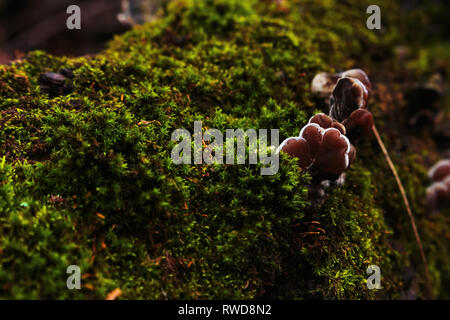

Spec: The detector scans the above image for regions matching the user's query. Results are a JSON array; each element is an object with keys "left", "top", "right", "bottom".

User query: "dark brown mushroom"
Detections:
[
  {"left": 444, "top": 176, "right": 450, "bottom": 190},
  {"left": 299, "top": 123, "right": 323, "bottom": 158},
  {"left": 342, "top": 109, "right": 374, "bottom": 143},
  {"left": 329, "top": 77, "right": 369, "bottom": 122},
  {"left": 277, "top": 137, "right": 313, "bottom": 168},
  {"left": 308, "top": 113, "right": 346, "bottom": 135},
  {"left": 428, "top": 159, "right": 450, "bottom": 182},
  {"left": 340, "top": 69, "right": 372, "bottom": 91},
  {"left": 426, "top": 181, "right": 449, "bottom": 210},
  {"left": 313, "top": 128, "right": 352, "bottom": 175},
  {"left": 309, "top": 113, "right": 333, "bottom": 128},
  {"left": 331, "top": 120, "right": 346, "bottom": 135}
]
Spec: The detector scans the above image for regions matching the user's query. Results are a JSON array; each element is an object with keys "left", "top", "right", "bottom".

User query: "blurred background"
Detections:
[
  {"left": 0, "top": 0, "right": 171, "bottom": 64},
  {"left": 0, "top": 0, "right": 125, "bottom": 64},
  {"left": 0, "top": 0, "right": 448, "bottom": 64}
]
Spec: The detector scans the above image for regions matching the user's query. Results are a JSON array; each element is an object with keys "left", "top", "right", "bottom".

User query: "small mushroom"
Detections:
[
  {"left": 443, "top": 176, "right": 450, "bottom": 197},
  {"left": 342, "top": 109, "right": 374, "bottom": 143},
  {"left": 313, "top": 128, "right": 352, "bottom": 176},
  {"left": 299, "top": 123, "right": 323, "bottom": 158},
  {"left": 311, "top": 72, "right": 339, "bottom": 98},
  {"left": 306, "top": 114, "right": 355, "bottom": 175},
  {"left": 426, "top": 160, "right": 450, "bottom": 212},
  {"left": 339, "top": 68, "right": 372, "bottom": 91},
  {"left": 331, "top": 120, "right": 346, "bottom": 135},
  {"left": 426, "top": 181, "right": 449, "bottom": 210},
  {"left": 309, "top": 112, "right": 333, "bottom": 128},
  {"left": 329, "top": 77, "right": 369, "bottom": 122},
  {"left": 277, "top": 137, "right": 313, "bottom": 168},
  {"left": 428, "top": 159, "right": 450, "bottom": 182},
  {"left": 311, "top": 69, "right": 371, "bottom": 102},
  {"left": 308, "top": 113, "right": 346, "bottom": 135}
]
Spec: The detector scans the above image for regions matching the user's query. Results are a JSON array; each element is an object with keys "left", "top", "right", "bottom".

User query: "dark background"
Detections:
[
  {"left": 0, "top": 0, "right": 448, "bottom": 65},
  {"left": 0, "top": 0, "right": 129, "bottom": 64}
]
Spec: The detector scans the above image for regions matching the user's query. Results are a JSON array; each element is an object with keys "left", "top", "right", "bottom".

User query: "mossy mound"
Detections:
[{"left": 0, "top": 0, "right": 449, "bottom": 299}]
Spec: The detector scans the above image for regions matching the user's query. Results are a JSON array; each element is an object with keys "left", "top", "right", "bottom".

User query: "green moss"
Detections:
[{"left": 0, "top": 0, "right": 449, "bottom": 299}]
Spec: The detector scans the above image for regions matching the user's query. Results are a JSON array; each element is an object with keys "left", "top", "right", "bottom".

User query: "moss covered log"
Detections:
[{"left": 0, "top": 0, "right": 449, "bottom": 299}]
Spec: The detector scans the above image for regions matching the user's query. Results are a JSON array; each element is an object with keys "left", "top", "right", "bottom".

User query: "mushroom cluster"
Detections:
[
  {"left": 426, "top": 159, "right": 450, "bottom": 211},
  {"left": 277, "top": 113, "right": 355, "bottom": 180},
  {"left": 312, "top": 68, "right": 374, "bottom": 144},
  {"left": 277, "top": 68, "right": 373, "bottom": 181}
]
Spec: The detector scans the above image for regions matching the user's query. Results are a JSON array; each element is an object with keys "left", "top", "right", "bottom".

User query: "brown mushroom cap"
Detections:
[
  {"left": 428, "top": 159, "right": 450, "bottom": 182},
  {"left": 342, "top": 109, "right": 374, "bottom": 143},
  {"left": 299, "top": 123, "right": 323, "bottom": 158},
  {"left": 330, "top": 77, "right": 369, "bottom": 122},
  {"left": 277, "top": 137, "right": 313, "bottom": 168},
  {"left": 308, "top": 113, "right": 346, "bottom": 135},
  {"left": 444, "top": 176, "right": 450, "bottom": 191},
  {"left": 340, "top": 69, "right": 372, "bottom": 91},
  {"left": 309, "top": 113, "right": 333, "bottom": 128},
  {"left": 314, "top": 128, "right": 351, "bottom": 175},
  {"left": 427, "top": 181, "right": 449, "bottom": 208},
  {"left": 426, "top": 184, "right": 439, "bottom": 210},
  {"left": 331, "top": 120, "right": 346, "bottom": 135}
]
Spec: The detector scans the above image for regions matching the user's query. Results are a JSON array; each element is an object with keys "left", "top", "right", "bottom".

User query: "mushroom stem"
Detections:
[{"left": 372, "top": 125, "right": 433, "bottom": 299}]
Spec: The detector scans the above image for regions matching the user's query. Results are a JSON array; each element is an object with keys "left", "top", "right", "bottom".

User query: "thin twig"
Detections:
[{"left": 372, "top": 124, "right": 433, "bottom": 299}]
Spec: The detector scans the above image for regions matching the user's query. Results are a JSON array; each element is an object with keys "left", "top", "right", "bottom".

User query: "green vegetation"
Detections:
[{"left": 0, "top": 0, "right": 449, "bottom": 299}]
